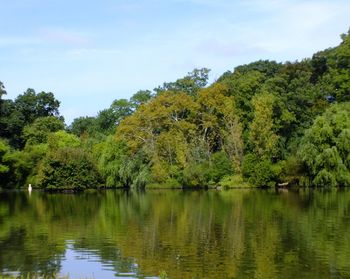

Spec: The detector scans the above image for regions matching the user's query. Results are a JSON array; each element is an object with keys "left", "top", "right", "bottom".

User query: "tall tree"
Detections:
[
  {"left": 14, "top": 89, "right": 60, "bottom": 123},
  {"left": 0, "top": 81, "right": 6, "bottom": 99},
  {"left": 1, "top": 89, "right": 62, "bottom": 147},
  {"left": 130, "top": 90, "right": 153, "bottom": 108},
  {"left": 155, "top": 68, "right": 210, "bottom": 96},
  {"left": 69, "top": 116, "right": 97, "bottom": 137},
  {"left": 249, "top": 92, "right": 280, "bottom": 159}
]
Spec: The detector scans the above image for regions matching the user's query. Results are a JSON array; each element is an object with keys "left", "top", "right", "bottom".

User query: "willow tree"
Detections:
[{"left": 299, "top": 102, "right": 350, "bottom": 187}]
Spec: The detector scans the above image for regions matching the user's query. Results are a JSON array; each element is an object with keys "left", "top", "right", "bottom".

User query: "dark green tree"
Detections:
[
  {"left": 130, "top": 90, "right": 153, "bottom": 108},
  {"left": 38, "top": 148, "right": 102, "bottom": 190},
  {"left": 0, "top": 89, "right": 62, "bottom": 148},
  {"left": 69, "top": 116, "right": 97, "bottom": 137},
  {"left": 155, "top": 68, "right": 210, "bottom": 96},
  {"left": 0, "top": 81, "right": 6, "bottom": 99},
  {"left": 23, "top": 116, "right": 65, "bottom": 146}
]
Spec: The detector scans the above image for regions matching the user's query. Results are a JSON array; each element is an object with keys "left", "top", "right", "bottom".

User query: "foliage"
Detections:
[
  {"left": 0, "top": 88, "right": 62, "bottom": 148},
  {"left": 242, "top": 154, "right": 281, "bottom": 187},
  {"left": 0, "top": 139, "right": 10, "bottom": 174},
  {"left": 0, "top": 149, "right": 32, "bottom": 188},
  {"left": 0, "top": 81, "right": 6, "bottom": 99},
  {"left": 130, "top": 90, "right": 154, "bottom": 108},
  {"left": 69, "top": 116, "right": 98, "bottom": 137},
  {"left": 230, "top": 60, "right": 283, "bottom": 79},
  {"left": 37, "top": 148, "right": 102, "bottom": 190},
  {"left": 154, "top": 68, "right": 210, "bottom": 96},
  {"left": 218, "top": 174, "right": 250, "bottom": 189},
  {"left": 47, "top": 131, "right": 81, "bottom": 150},
  {"left": 326, "top": 29, "right": 350, "bottom": 101},
  {"left": 0, "top": 143, "right": 49, "bottom": 189},
  {"left": 23, "top": 116, "right": 65, "bottom": 146},
  {"left": 69, "top": 99, "right": 133, "bottom": 137},
  {"left": 2, "top": 30, "right": 350, "bottom": 189},
  {"left": 249, "top": 92, "right": 280, "bottom": 159},
  {"left": 299, "top": 102, "right": 350, "bottom": 187},
  {"left": 206, "top": 151, "right": 233, "bottom": 183},
  {"left": 95, "top": 137, "right": 150, "bottom": 188}
]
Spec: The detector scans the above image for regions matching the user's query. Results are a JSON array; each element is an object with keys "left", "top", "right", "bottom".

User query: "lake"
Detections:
[{"left": 0, "top": 189, "right": 350, "bottom": 278}]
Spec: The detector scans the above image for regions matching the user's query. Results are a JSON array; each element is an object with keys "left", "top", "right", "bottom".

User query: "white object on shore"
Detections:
[{"left": 28, "top": 184, "right": 32, "bottom": 192}]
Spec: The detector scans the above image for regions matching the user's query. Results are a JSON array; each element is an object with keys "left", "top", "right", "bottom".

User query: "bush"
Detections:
[
  {"left": 207, "top": 151, "right": 233, "bottom": 183},
  {"left": 38, "top": 148, "right": 102, "bottom": 190},
  {"left": 242, "top": 153, "right": 278, "bottom": 187},
  {"left": 219, "top": 174, "right": 250, "bottom": 188},
  {"left": 182, "top": 162, "right": 208, "bottom": 187}
]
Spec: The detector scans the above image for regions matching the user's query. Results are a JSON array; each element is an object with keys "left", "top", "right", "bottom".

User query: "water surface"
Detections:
[{"left": 0, "top": 189, "right": 350, "bottom": 278}]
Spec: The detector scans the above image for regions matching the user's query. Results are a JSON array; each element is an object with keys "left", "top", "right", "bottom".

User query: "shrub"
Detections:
[{"left": 38, "top": 148, "right": 102, "bottom": 190}]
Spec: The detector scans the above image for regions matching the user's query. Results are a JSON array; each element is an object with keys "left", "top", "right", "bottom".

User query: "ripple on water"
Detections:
[{"left": 1, "top": 189, "right": 350, "bottom": 278}]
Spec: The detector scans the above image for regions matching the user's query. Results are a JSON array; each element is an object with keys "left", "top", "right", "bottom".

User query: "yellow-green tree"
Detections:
[{"left": 249, "top": 92, "right": 279, "bottom": 159}]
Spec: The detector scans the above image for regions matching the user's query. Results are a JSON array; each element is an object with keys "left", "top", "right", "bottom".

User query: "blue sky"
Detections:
[{"left": 0, "top": 0, "right": 349, "bottom": 123}]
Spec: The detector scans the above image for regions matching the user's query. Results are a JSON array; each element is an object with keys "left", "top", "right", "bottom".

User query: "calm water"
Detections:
[{"left": 0, "top": 189, "right": 350, "bottom": 278}]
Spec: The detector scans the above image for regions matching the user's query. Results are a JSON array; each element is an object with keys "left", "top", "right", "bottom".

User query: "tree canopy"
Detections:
[{"left": 1, "top": 29, "right": 350, "bottom": 190}]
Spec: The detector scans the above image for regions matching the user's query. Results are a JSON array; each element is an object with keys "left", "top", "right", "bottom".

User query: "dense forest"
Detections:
[{"left": 1, "top": 30, "right": 350, "bottom": 190}]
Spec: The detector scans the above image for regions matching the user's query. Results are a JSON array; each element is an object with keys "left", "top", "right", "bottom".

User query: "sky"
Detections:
[{"left": 0, "top": 0, "right": 349, "bottom": 124}]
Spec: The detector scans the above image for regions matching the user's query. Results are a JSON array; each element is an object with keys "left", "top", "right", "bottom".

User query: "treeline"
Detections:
[{"left": 1, "top": 30, "right": 350, "bottom": 190}]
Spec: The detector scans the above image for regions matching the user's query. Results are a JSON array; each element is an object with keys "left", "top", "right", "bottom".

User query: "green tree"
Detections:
[
  {"left": 69, "top": 116, "right": 97, "bottom": 137},
  {"left": 0, "top": 149, "right": 32, "bottom": 188},
  {"left": 23, "top": 116, "right": 65, "bottom": 146},
  {"left": 95, "top": 136, "right": 149, "bottom": 188},
  {"left": 110, "top": 99, "right": 133, "bottom": 125},
  {"left": 299, "top": 102, "right": 350, "bottom": 187},
  {"left": 14, "top": 89, "right": 60, "bottom": 123},
  {"left": 38, "top": 147, "right": 102, "bottom": 190},
  {"left": 220, "top": 70, "right": 265, "bottom": 129},
  {"left": 234, "top": 60, "right": 282, "bottom": 78},
  {"left": 95, "top": 109, "right": 116, "bottom": 134},
  {"left": 130, "top": 90, "right": 153, "bottom": 108},
  {"left": 0, "top": 81, "right": 6, "bottom": 99},
  {"left": 47, "top": 130, "right": 81, "bottom": 150},
  {"left": 0, "top": 89, "right": 62, "bottom": 148},
  {"left": 249, "top": 92, "right": 280, "bottom": 159},
  {"left": 155, "top": 68, "right": 210, "bottom": 96},
  {"left": 326, "top": 29, "right": 350, "bottom": 101},
  {"left": 95, "top": 136, "right": 129, "bottom": 187},
  {"left": 242, "top": 154, "right": 280, "bottom": 187},
  {"left": 0, "top": 139, "right": 10, "bottom": 174}
]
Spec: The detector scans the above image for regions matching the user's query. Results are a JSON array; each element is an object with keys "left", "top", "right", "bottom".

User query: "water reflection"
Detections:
[
  {"left": 0, "top": 189, "right": 350, "bottom": 278},
  {"left": 60, "top": 241, "right": 133, "bottom": 279}
]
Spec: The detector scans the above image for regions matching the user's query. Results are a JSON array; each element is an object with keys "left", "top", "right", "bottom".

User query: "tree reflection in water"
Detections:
[{"left": 0, "top": 189, "right": 350, "bottom": 278}]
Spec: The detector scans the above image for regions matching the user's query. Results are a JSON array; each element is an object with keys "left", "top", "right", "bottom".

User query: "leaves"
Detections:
[
  {"left": 249, "top": 92, "right": 280, "bottom": 159},
  {"left": 299, "top": 102, "right": 350, "bottom": 187},
  {"left": 23, "top": 116, "right": 65, "bottom": 146},
  {"left": 38, "top": 148, "right": 102, "bottom": 190},
  {"left": 3, "top": 30, "right": 350, "bottom": 189}
]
